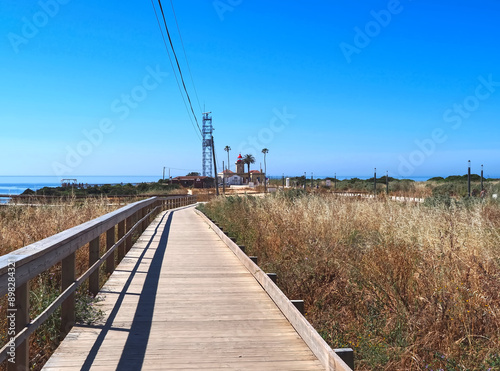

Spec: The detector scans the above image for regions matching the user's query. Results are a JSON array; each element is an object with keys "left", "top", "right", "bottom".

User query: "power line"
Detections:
[
  {"left": 150, "top": 0, "right": 201, "bottom": 141},
  {"left": 156, "top": 0, "right": 201, "bottom": 135},
  {"left": 169, "top": 0, "right": 203, "bottom": 114}
]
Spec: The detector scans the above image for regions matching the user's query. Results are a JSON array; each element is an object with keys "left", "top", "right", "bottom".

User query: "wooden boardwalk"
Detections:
[{"left": 43, "top": 206, "right": 325, "bottom": 370}]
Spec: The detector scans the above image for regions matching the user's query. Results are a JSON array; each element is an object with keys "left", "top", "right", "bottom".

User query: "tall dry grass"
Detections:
[
  {"left": 0, "top": 198, "right": 118, "bottom": 253},
  {"left": 0, "top": 198, "right": 120, "bottom": 370},
  {"left": 201, "top": 192, "right": 500, "bottom": 370}
]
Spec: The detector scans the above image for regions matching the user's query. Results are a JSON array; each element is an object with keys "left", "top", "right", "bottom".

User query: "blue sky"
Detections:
[{"left": 1, "top": 0, "right": 499, "bottom": 179}]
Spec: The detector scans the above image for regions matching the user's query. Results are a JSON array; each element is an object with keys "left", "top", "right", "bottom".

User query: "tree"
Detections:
[
  {"left": 224, "top": 146, "right": 231, "bottom": 171},
  {"left": 261, "top": 148, "right": 269, "bottom": 189},
  {"left": 186, "top": 172, "right": 200, "bottom": 176},
  {"left": 243, "top": 154, "right": 255, "bottom": 183}
]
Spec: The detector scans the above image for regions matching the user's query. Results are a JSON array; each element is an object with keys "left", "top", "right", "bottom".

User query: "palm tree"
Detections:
[
  {"left": 243, "top": 154, "right": 255, "bottom": 183},
  {"left": 224, "top": 146, "right": 231, "bottom": 171},
  {"left": 261, "top": 148, "right": 269, "bottom": 188}
]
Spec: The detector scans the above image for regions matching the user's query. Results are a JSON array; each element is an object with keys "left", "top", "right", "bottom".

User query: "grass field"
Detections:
[{"left": 200, "top": 191, "right": 500, "bottom": 370}]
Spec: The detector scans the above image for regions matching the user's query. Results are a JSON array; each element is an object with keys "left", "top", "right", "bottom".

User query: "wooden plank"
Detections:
[{"left": 43, "top": 207, "right": 325, "bottom": 370}]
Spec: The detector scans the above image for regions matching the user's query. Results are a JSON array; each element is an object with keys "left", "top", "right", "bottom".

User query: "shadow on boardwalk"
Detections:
[{"left": 81, "top": 212, "right": 173, "bottom": 371}]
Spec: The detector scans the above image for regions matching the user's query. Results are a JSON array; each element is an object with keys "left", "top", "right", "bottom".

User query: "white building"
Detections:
[{"left": 217, "top": 169, "right": 243, "bottom": 186}]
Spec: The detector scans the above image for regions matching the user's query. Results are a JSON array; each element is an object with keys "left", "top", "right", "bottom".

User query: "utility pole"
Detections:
[
  {"left": 334, "top": 173, "right": 337, "bottom": 190},
  {"left": 163, "top": 167, "right": 165, "bottom": 181},
  {"left": 467, "top": 160, "right": 471, "bottom": 197},
  {"left": 374, "top": 168, "right": 377, "bottom": 196},
  {"left": 212, "top": 136, "right": 219, "bottom": 196},
  {"left": 311, "top": 172, "right": 313, "bottom": 189},
  {"left": 303, "top": 172, "right": 306, "bottom": 190}
]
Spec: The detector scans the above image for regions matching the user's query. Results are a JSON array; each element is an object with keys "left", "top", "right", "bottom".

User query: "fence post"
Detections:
[
  {"left": 291, "top": 300, "right": 305, "bottom": 315},
  {"left": 142, "top": 207, "right": 147, "bottom": 232},
  {"left": 126, "top": 216, "right": 133, "bottom": 252},
  {"left": 117, "top": 220, "right": 126, "bottom": 262},
  {"left": 106, "top": 226, "right": 115, "bottom": 274},
  {"left": 8, "top": 282, "right": 29, "bottom": 371},
  {"left": 61, "top": 252, "right": 76, "bottom": 337},
  {"left": 89, "top": 237, "right": 100, "bottom": 296}
]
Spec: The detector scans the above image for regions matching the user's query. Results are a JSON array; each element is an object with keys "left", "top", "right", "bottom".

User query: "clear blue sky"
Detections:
[{"left": 1, "top": 0, "right": 499, "bottom": 179}]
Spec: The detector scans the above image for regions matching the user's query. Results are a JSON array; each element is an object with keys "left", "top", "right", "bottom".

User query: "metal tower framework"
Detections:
[{"left": 202, "top": 112, "right": 213, "bottom": 177}]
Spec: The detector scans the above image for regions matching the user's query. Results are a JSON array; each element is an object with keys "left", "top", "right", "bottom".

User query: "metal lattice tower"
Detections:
[{"left": 202, "top": 112, "right": 213, "bottom": 177}]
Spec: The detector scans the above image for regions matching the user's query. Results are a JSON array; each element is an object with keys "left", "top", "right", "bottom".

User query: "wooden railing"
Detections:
[{"left": 0, "top": 195, "right": 196, "bottom": 370}]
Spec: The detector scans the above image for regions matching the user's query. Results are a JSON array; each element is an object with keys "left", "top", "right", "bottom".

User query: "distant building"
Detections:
[
  {"left": 218, "top": 154, "right": 265, "bottom": 186},
  {"left": 172, "top": 176, "right": 214, "bottom": 188},
  {"left": 217, "top": 169, "right": 243, "bottom": 185}
]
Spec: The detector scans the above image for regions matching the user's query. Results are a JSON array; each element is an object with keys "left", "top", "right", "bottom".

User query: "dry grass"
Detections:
[
  {"left": 0, "top": 197, "right": 121, "bottom": 370},
  {"left": 201, "top": 192, "right": 500, "bottom": 370},
  {"left": 0, "top": 198, "right": 118, "bottom": 253}
]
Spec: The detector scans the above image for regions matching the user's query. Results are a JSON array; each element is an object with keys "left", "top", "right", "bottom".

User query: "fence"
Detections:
[{"left": 0, "top": 195, "right": 196, "bottom": 370}]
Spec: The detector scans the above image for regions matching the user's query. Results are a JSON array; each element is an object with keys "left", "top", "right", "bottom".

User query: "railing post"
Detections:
[
  {"left": 334, "top": 348, "right": 355, "bottom": 370},
  {"left": 61, "top": 252, "right": 76, "bottom": 337},
  {"left": 106, "top": 226, "right": 115, "bottom": 274},
  {"left": 291, "top": 300, "right": 305, "bottom": 315},
  {"left": 8, "top": 282, "right": 29, "bottom": 371},
  {"left": 89, "top": 237, "right": 100, "bottom": 296},
  {"left": 125, "top": 216, "right": 133, "bottom": 252},
  {"left": 117, "top": 220, "right": 126, "bottom": 262},
  {"left": 141, "top": 207, "right": 147, "bottom": 232}
]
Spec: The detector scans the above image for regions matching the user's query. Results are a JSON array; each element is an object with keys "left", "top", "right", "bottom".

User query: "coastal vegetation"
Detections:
[
  {"left": 199, "top": 192, "right": 500, "bottom": 370},
  {"left": 278, "top": 174, "right": 500, "bottom": 200},
  {"left": 20, "top": 180, "right": 180, "bottom": 197}
]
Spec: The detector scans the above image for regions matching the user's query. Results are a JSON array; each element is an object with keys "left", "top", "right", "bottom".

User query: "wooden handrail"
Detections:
[{"left": 0, "top": 195, "right": 196, "bottom": 368}]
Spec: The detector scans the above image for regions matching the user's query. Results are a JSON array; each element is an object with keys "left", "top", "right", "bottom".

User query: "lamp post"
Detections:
[
  {"left": 222, "top": 161, "right": 225, "bottom": 195},
  {"left": 262, "top": 148, "right": 269, "bottom": 193},
  {"left": 468, "top": 160, "right": 471, "bottom": 197},
  {"left": 386, "top": 171, "right": 389, "bottom": 195},
  {"left": 481, "top": 164, "right": 484, "bottom": 191}
]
